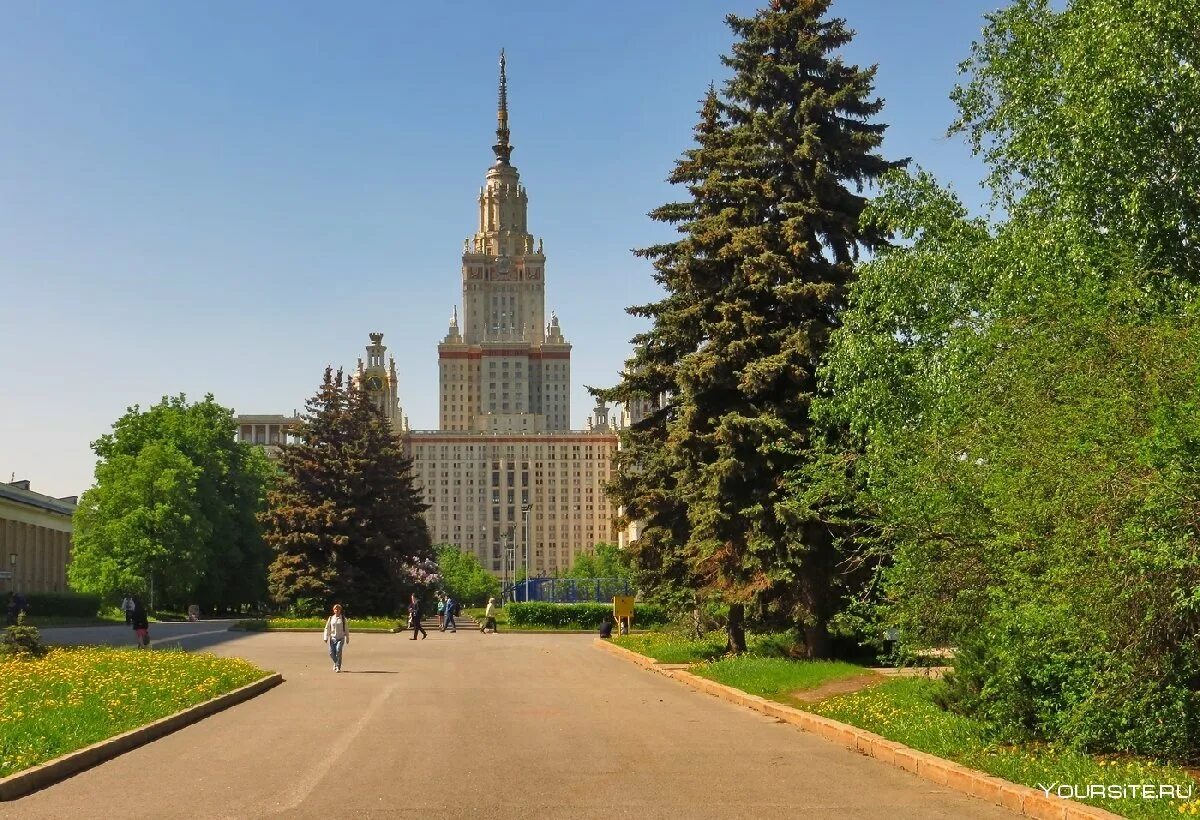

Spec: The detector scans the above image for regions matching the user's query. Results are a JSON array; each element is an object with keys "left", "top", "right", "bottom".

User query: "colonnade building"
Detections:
[{"left": 238, "top": 54, "right": 623, "bottom": 577}]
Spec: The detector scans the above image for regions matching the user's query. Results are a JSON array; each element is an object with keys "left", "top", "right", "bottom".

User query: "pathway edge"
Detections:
[
  {"left": 593, "top": 639, "right": 1119, "bottom": 820},
  {"left": 0, "top": 672, "right": 284, "bottom": 801}
]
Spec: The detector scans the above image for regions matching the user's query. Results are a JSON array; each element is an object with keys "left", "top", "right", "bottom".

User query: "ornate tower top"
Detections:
[{"left": 492, "top": 49, "right": 513, "bottom": 167}]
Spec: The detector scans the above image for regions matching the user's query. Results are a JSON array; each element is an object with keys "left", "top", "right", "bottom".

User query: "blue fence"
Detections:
[{"left": 502, "top": 577, "right": 632, "bottom": 603}]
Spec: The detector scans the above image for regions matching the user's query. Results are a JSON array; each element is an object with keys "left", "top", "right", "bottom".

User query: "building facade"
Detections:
[
  {"left": 238, "top": 53, "right": 623, "bottom": 578},
  {"left": 0, "top": 480, "right": 76, "bottom": 594}
]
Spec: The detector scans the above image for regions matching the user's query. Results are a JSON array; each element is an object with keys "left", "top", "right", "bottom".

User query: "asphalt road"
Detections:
[{"left": 6, "top": 627, "right": 1018, "bottom": 819}]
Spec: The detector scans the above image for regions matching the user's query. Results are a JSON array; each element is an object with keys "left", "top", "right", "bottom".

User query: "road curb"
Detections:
[
  {"left": 0, "top": 673, "right": 284, "bottom": 801},
  {"left": 593, "top": 639, "right": 1119, "bottom": 820}
]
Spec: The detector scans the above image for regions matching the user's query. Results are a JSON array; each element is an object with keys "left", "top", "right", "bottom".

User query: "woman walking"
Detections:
[
  {"left": 131, "top": 598, "right": 150, "bottom": 648},
  {"left": 323, "top": 604, "right": 349, "bottom": 672},
  {"left": 409, "top": 593, "right": 427, "bottom": 640},
  {"left": 436, "top": 594, "right": 445, "bottom": 630}
]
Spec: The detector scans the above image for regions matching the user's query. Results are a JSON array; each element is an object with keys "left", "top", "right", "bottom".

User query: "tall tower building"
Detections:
[
  {"left": 239, "top": 52, "right": 626, "bottom": 579},
  {"left": 439, "top": 50, "right": 571, "bottom": 434}
]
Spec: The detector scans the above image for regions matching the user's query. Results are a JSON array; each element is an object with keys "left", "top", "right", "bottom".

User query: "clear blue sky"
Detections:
[{"left": 1, "top": 0, "right": 1000, "bottom": 498}]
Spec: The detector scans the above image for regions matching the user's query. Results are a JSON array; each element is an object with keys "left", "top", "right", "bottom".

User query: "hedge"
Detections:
[
  {"left": 506, "top": 602, "right": 667, "bottom": 629},
  {"left": 17, "top": 592, "right": 103, "bottom": 617}
]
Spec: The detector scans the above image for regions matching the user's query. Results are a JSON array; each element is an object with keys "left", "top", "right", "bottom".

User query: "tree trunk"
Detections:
[
  {"left": 727, "top": 603, "right": 747, "bottom": 654},
  {"left": 803, "top": 619, "right": 832, "bottom": 660}
]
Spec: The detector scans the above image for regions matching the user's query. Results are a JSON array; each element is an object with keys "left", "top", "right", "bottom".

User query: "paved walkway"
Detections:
[{"left": 7, "top": 628, "right": 1018, "bottom": 819}]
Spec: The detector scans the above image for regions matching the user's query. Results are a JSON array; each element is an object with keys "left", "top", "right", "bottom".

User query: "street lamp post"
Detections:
[{"left": 522, "top": 504, "right": 532, "bottom": 601}]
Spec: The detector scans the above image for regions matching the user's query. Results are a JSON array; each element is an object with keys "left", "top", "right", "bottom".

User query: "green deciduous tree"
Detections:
[
  {"left": 435, "top": 544, "right": 500, "bottom": 606},
  {"left": 604, "top": 0, "right": 901, "bottom": 655},
  {"left": 821, "top": 0, "right": 1200, "bottom": 759},
  {"left": 70, "top": 395, "right": 271, "bottom": 610},
  {"left": 263, "top": 368, "right": 432, "bottom": 615},
  {"left": 565, "top": 542, "right": 632, "bottom": 584}
]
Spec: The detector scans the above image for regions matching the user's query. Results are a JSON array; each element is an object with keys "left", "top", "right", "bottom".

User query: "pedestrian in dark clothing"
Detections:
[
  {"left": 131, "top": 599, "right": 150, "bottom": 648},
  {"left": 409, "top": 593, "right": 427, "bottom": 640},
  {"left": 599, "top": 615, "right": 614, "bottom": 639},
  {"left": 6, "top": 592, "right": 27, "bottom": 626},
  {"left": 441, "top": 595, "right": 457, "bottom": 632}
]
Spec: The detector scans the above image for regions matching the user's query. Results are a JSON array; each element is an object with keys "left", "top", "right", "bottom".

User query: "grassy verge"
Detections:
[
  {"left": 694, "top": 656, "right": 867, "bottom": 699},
  {"left": 0, "top": 646, "right": 267, "bottom": 778},
  {"left": 612, "top": 631, "right": 798, "bottom": 663},
  {"left": 807, "top": 678, "right": 1198, "bottom": 820},
  {"left": 233, "top": 617, "right": 400, "bottom": 631},
  {"left": 608, "top": 634, "right": 1198, "bottom": 818}
]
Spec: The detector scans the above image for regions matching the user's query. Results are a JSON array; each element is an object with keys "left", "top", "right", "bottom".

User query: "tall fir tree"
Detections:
[
  {"left": 607, "top": 0, "right": 901, "bottom": 654},
  {"left": 263, "top": 368, "right": 431, "bottom": 614}
]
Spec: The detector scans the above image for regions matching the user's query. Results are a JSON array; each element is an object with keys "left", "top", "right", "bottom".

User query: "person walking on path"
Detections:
[
  {"left": 409, "top": 593, "right": 427, "bottom": 640},
  {"left": 131, "top": 598, "right": 150, "bottom": 648},
  {"left": 121, "top": 594, "right": 134, "bottom": 625},
  {"left": 323, "top": 604, "right": 349, "bottom": 672},
  {"left": 481, "top": 597, "right": 498, "bottom": 633},
  {"left": 441, "top": 595, "right": 457, "bottom": 632},
  {"left": 436, "top": 594, "right": 445, "bottom": 630}
]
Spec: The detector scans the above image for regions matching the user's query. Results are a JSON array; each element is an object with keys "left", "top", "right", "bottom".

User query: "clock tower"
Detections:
[{"left": 355, "top": 332, "right": 406, "bottom": 433}]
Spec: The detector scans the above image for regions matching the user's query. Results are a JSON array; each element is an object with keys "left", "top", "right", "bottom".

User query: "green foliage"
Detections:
[
  {"left": 69, "top": 395, "right": 272, "bottom": 609},
  {"left": 19, "top": 592, "right": 102, "bottom": 618},
  {"left": 820, "top": 0, "right": 1200, "bottom": 759},
  {"left": 614, "top": 629, "right": 799, "bottom": 664},
  {"left": 435, "top": 544, "right": 500, "bottom": 606},
  {"left": 506, "top": 602, "right": 667, "bottom": 629},
  {"left": 263, "top": 368, "right": 432, "bottom": 615},
  {"left": 563, "top": 542, "right": 632, "bottom": 583},
  {"left": 599, "top": 0, "right": 902, "bottom": 656},
  {"left": 1, "top": 614, "right": 46, "bottom": 658}
]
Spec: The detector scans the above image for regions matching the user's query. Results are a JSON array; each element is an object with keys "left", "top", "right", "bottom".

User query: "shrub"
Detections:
[
  {"left": 20, "top": 592, "right": 102, "bottom": 618},
  {"left": 506, "top": 602, "right": 668, "bottom": 629},
  {"left": 2, "top": 614, "right": 47, "bottom": 658}
]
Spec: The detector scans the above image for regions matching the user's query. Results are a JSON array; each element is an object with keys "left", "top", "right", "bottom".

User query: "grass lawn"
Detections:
[
  {"left": 694, "top": 656, "right": 867, "bottom": 699},
  {"left": 0, "top": 646, "right": 267, "bottom": 778},
  {"left": 232, "top": 617, "right": 401, "bottom": 631},
  {"left": 807, "top": 678, "right": 1199, "bottom": 820}
]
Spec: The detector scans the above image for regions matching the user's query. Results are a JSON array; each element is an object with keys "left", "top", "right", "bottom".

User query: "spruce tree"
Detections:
[
  {"left": 263, "top": 368, "right": 431, "bottom": 614},
  {"left": 263, "top": 368, "right": 349, "bottom": 612},
  {"left": 610, "top": 0, "right": 901, "bottom": 654}
]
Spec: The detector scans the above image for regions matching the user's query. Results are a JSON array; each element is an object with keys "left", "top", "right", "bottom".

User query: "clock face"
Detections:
[{"left": 364, "top": 375, "right": 384, "bottom": 391}]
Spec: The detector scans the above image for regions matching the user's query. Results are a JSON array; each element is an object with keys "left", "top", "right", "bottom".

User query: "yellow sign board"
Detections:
[{"left": 613, "top": 596, "right": 635, "bottom": 620}]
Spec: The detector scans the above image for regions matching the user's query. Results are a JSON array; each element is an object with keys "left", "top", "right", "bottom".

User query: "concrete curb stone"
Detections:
[
  {"left": 0, "top": 673, "right": 283, "bottom": 801},
  {"left": 593, "top": 638, "right": 1121, "bottom": 820}
]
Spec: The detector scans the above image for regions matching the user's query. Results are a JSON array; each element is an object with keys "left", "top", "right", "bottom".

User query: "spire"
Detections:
[{"left": 492, "top": 49, "right": 513, "bottom": 166}]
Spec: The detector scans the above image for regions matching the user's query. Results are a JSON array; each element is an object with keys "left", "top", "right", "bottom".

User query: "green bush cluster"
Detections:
[
  {"left": 19, "top": 592, "right": 103, "bottom": 618},
  {"left": 506, "top": 602, "right": 667, "bottom": 629},
  {"left": 2, "top": 614, "right": 47, "bottom": 658}
]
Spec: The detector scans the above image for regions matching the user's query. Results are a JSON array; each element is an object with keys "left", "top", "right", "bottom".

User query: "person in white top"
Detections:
[
  {"left": 121, "top": 595, "right": 134, "bottom": 625},
  {"left": 322, "top": 603, "right": 349, "bottom": 672},
  {"left": 482, "top": 597, "right": 498, "bottom": 633}
]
